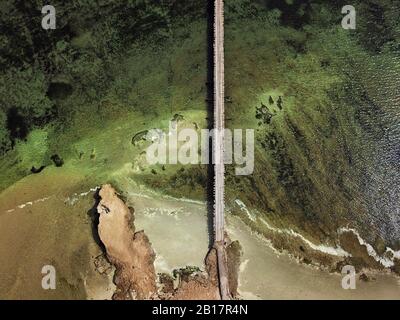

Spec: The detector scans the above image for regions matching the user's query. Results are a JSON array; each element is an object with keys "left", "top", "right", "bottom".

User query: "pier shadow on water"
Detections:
[{"left": 206, "top": 0, "right": 215, "bottom": 248}]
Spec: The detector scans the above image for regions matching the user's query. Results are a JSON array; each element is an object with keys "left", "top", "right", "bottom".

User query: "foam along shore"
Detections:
[
  {"left": 227, "top": 217, "right": 400, "bottom": 300},
  {"left": 128, "top": 191, "right": 400, "bottom": 300}
]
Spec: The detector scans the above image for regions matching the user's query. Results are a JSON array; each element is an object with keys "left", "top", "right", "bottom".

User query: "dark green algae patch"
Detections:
[{"left": 0, "top": 0, "right": 210, "bottom": 192}]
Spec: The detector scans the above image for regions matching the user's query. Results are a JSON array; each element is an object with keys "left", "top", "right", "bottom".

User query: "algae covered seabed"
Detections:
[
  {"left": 0, "top": 1, "right": 399, "bottom": 298},
  {"left": 224, "top": 0, "right": 400, "bottom": 270}
]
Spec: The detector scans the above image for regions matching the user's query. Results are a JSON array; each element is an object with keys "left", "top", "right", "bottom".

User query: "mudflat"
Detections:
[{"left": 0, "top": 168, "right": 111, "bottom": 299}]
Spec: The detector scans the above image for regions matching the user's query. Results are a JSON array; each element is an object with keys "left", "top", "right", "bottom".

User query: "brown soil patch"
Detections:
[
  {"left": 166, "top": 249, "right": 220, "bottom": 300},
  {"left": 97, "top": 184, "right": 157, "bottom": 299},
  {"left": 226, "top": 239, "right": 242, "bottom": 297}
]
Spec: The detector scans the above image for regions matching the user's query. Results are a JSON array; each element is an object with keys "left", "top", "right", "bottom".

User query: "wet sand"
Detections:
[
  {"left": 127, "top": 192, "right": 210, "bottom": 274},
  {"left": 0, "top": 168, "right": 113, "bottom": 300},
  {"left": 227, "top": 218, "right": 400, "bottom": 300}
]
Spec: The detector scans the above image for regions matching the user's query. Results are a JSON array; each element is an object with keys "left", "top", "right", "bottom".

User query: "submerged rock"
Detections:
[
  {"left": 51, "top": 154, "right": 64, "bottom": 167},
  {"left": 171, "top": 113, "right": 184, "bottom": 122},
  {"left": 30, "top": 165, "right": 46, "bottom": 174},
  {"left": 131, "top": 130, "right": 149, "bottom": 146}
]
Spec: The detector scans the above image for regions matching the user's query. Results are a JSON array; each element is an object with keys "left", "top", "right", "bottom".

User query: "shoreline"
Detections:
[{"left": 0, "top": 173, "right": 398, "bottom": 299}]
